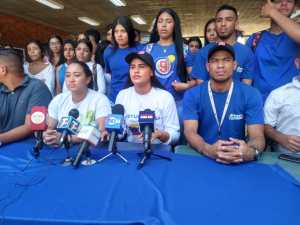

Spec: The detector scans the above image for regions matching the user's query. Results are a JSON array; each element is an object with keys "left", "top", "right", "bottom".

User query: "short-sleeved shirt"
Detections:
[
  {"left": 115, "top": 86, "right": 180, "bottom": 145},
  {"left": 145, "top": 43, "right": 189, "bottom": 101},
  {"left": 48, "top": 89, "right": 111, "bottom": 125},
  {"left": 191, "top": 42, "right": 255, "bottom": 82},
  {"left": 103, "top": 44, "right": 144, "bottom": 103},
  {"left": 24, "top": 63, "right": 55, "bottom": 96},
  {"left": 246, "top": 31, "right": 300, "bottom": 101},
  {"left": 0, "top": 75, "right": 52, "bottom": 133},
  {"left": 183, "top": 81, "right": 264, "bottom": 144},
  {"left": 264, "top": 76, "right": 300, "bottom": 153}
]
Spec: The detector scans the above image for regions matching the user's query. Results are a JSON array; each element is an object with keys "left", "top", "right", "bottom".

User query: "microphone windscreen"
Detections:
[
  {"left": 112, "top": 104, "right": 124, "bottom": 115},
  {"left": 69, "top": 108, "right": 79, "bottom": 119}
]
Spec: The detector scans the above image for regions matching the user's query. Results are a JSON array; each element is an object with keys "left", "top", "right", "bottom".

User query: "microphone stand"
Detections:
[
  {"left": 137, "top": 127, "right": 171, "bottom": 169},
  {"left": 81, "top": 146, "right": 97, "bottom": 166},
  {"left": 32, "top": 132, "right": 43, "bottom": 158},
  {"left": 98, "top": 132, "right": 128, "bottom": 164},
  {"left": 61, "top": 134, "right": 73, "bottom": 166}
]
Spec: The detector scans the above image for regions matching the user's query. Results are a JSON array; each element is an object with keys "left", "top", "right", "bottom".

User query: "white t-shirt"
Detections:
[
  {"left": 24, "top": 63, "right": 55, "bottom": 96},
  {"left": 48, "top": 89, "right": 111, "bottom": 125},
  {"left": 264, "top": 76, "right": 300, "bottom": 153},
  {"left": 115, "top": 87, "right": 180, "bottom": 145},
  {"left": 61, "top": 62, "right": 106, "bottom": 94}
]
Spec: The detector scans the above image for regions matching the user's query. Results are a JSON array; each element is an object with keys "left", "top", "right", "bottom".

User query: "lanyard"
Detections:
[{"left": 208, "top": 80, "right": 234, "bottom": 136}]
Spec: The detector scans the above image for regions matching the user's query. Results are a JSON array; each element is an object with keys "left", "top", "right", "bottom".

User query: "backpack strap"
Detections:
[{"left": 92, "top": 63, "right": 98, "bottom": 91}]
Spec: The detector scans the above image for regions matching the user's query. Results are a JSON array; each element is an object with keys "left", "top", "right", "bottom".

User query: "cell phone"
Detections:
[{"left": 278, "top": 153, "right": 300, "bottom": 164}]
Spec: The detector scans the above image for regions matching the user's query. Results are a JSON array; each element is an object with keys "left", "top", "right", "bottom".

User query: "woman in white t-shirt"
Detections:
[
  {"left": 43, "top": 61, "right": 111, "bottom": 146},
  {"left": 75, "top": 39, "right": 106, "bottom": 94},
  {"left": 24, "top": 40, "right": 55, "bottom": 95},
  {"left": 115, "top": 51, "right": 180, "bottom": 145}
]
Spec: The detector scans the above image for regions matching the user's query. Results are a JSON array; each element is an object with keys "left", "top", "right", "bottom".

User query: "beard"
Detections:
[{"left": 217, "top": 31, "right": 235, "bottom": 41}]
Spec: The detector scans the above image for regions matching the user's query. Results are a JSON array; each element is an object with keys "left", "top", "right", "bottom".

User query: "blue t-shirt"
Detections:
[
  {"left": 191, "top": 42, "right": 255, "bottom": 82},
  {"left": 145, "top": 43, "right": 188, "bottom": 101},
  {"left": 185, "top": 50, "right": 199, "bottom": 68},
  {"left": 104, "top": 44, "right": 144, "bottom": 102},
  {"left": 183, "top": 81, "right": 264, "bottom": 144},
  {"left": 246, "top": 31, "right": 300, "bottom": 101}
]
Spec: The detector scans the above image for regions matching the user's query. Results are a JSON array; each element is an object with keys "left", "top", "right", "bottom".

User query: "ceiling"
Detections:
[{"left": 0, "top": 0, "right": 270, "bottom": 37}]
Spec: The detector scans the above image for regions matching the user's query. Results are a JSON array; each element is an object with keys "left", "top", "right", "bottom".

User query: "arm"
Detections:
[
  {"left": 262, "top": 0, "right": 300, "bottom": 44},
  {"left": 0, "top": 115, "right": 32, "bottom": 144},
  {"left": 155, "top": 94, "right": 180, "bottom": 144},
  {"left": 265, "top": 124, "right": 300, "bottom": 152}
]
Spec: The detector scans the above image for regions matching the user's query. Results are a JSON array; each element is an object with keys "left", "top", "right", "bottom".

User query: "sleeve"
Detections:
[
  {"left": 26, "top": 80, "right": 52, "bottom": 115},
  {"left": 240, "top": 48, "right": 255, "bottom": 80},
  {"left": 96, "top": 64, "right": 106, "bottom": 94},
  {"left": 103, "top": 47, "right": 111, "bottom": 73},
  {"left": 45, "top": 65, "right": 55, "bottom": 96},
  {"left": 47, "top": 95, "right": 60, "bottom": 120},
  {"left": 245, "top": 88, "right": 264, "bottom": 125},
  {"left": 264, "top": 90, "right": 280, "bottom": 127},
  {"left": 161, "top": 93, "right": 180, "bottom": 145},
  {"left": 190, "top": 50, "right": 209, "bottom": 80},
  {"left": 95, "top": 94, "right": 112, "bottom": 119},
  {"left": 182, "top": 87, "right": 200, "bottom": 121}
]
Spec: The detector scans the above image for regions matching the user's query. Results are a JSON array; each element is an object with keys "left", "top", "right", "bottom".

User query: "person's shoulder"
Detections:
[
  {"left": 234, "top": 42, "right": 252, "bottom": 52},
  {"left": 153, "top": 87, "right": 174, "bottom": 99},
  {"left": 236, "top": 82, "right": 261, "bottom": 99},
  {"left": 186, "top": 81, "right": 207, "bottom": 96},
  {"left": 268, "top": 82, "right": 293, "bottom": 99},
  {"left": 118, "top": 87, "right": 133, "bottom": 96},
  {"left": 104, "top": 45, "right": 113, "bottom": 56}
]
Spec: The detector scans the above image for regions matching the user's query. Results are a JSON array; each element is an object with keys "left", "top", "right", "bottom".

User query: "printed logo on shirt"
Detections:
[
  {"left": 229, "top": 114, "right": 244, "bottom": 120},
  {"left": 236, "top": 66, "right": 244, "bottom": 73}
]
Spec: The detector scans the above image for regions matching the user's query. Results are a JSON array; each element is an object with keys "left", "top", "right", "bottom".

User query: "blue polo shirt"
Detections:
[
  {"left": 191, "top": 42, "right": 255, "bottom": 82},
  {"left": 246, "top": 31, "right": 300, "bottom": 101},
  {"left": 104, "top": 44, "right": 144, "bottom": 102},
  {"left": 183, "top": 81, "right": 264, "bottom": 144},
  {"left": 0, "top": 75, "right": 52, "bottom": 133}
]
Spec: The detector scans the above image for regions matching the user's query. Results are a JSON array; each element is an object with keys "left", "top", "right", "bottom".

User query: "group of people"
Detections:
[{"left": 0, "top": 0, "right": 300, "bottom": 165}]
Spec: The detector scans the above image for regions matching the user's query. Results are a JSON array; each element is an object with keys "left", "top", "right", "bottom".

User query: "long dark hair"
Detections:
[
  {"left": 204, "top": 18, "right": 216, "bottom": 46},
  {"left": 112, "top": 16, "right": 136, "bottom": 50},
  {"left": 149, "top": 8, "right": 187, "bottom": 82},
  {"left": 25, "top": 40, "right": 44, "bottom": 63},
  {"left": 67, "top": 61, "right": 93, "bottom": 89},
  {"left": 48, "top": 34, "right": 64, "bottom": 66}
]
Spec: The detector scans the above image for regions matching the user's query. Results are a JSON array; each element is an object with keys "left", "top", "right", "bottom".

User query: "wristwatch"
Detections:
[{"left": 251, "top": 147, "right": 262, "bottom": 161}]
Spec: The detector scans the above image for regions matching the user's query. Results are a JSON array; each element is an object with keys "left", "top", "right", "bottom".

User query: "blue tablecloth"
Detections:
[{"left": 0, "top": 140, "right": 300, "bottom": 225}]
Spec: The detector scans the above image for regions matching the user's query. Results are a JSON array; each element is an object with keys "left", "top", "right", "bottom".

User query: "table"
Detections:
[
  {"left": 0, "top": 140, "right": 300, "bottom": 225},
  {"left": 175, "top": 145, "right": 300, "bottom": 181}
]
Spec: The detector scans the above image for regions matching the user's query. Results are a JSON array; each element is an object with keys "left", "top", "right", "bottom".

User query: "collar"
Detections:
[
  {"left": 292, "top": 76, "right": 300, "bottom": 89},
  {"left": 0, "top": 75, "right": 30, "bottom": 93}
]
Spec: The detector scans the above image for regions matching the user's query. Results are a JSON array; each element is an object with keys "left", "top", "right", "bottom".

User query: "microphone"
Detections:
[
  {"left": 138, "top": 109, "right": 155, "bottom": 151},
  {"left": 105, "top": 104, "right": 125, "bottom": 152},
  {"left": 57, "top": 108, "right": 80, "bottom": 147},
  {"left": 73, "top": 122, "right": 100, "bottom": 168},
  {"left": 30, "top": 106, "right": 48, "bottom": 158}
]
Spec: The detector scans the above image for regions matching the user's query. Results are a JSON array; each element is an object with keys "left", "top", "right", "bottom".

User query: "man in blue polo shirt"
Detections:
[
  {"left": 183, "top": 44, "right": 265, "bottom": 164},
  {"left": 0, "top": 48, "right": 52, "bottom": 146},
  {"left": 190, "top": 4, "right": 255, "bottom": 85},
  {"left": 246, "top": 0, "right": 300, "bottom": 101}
]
